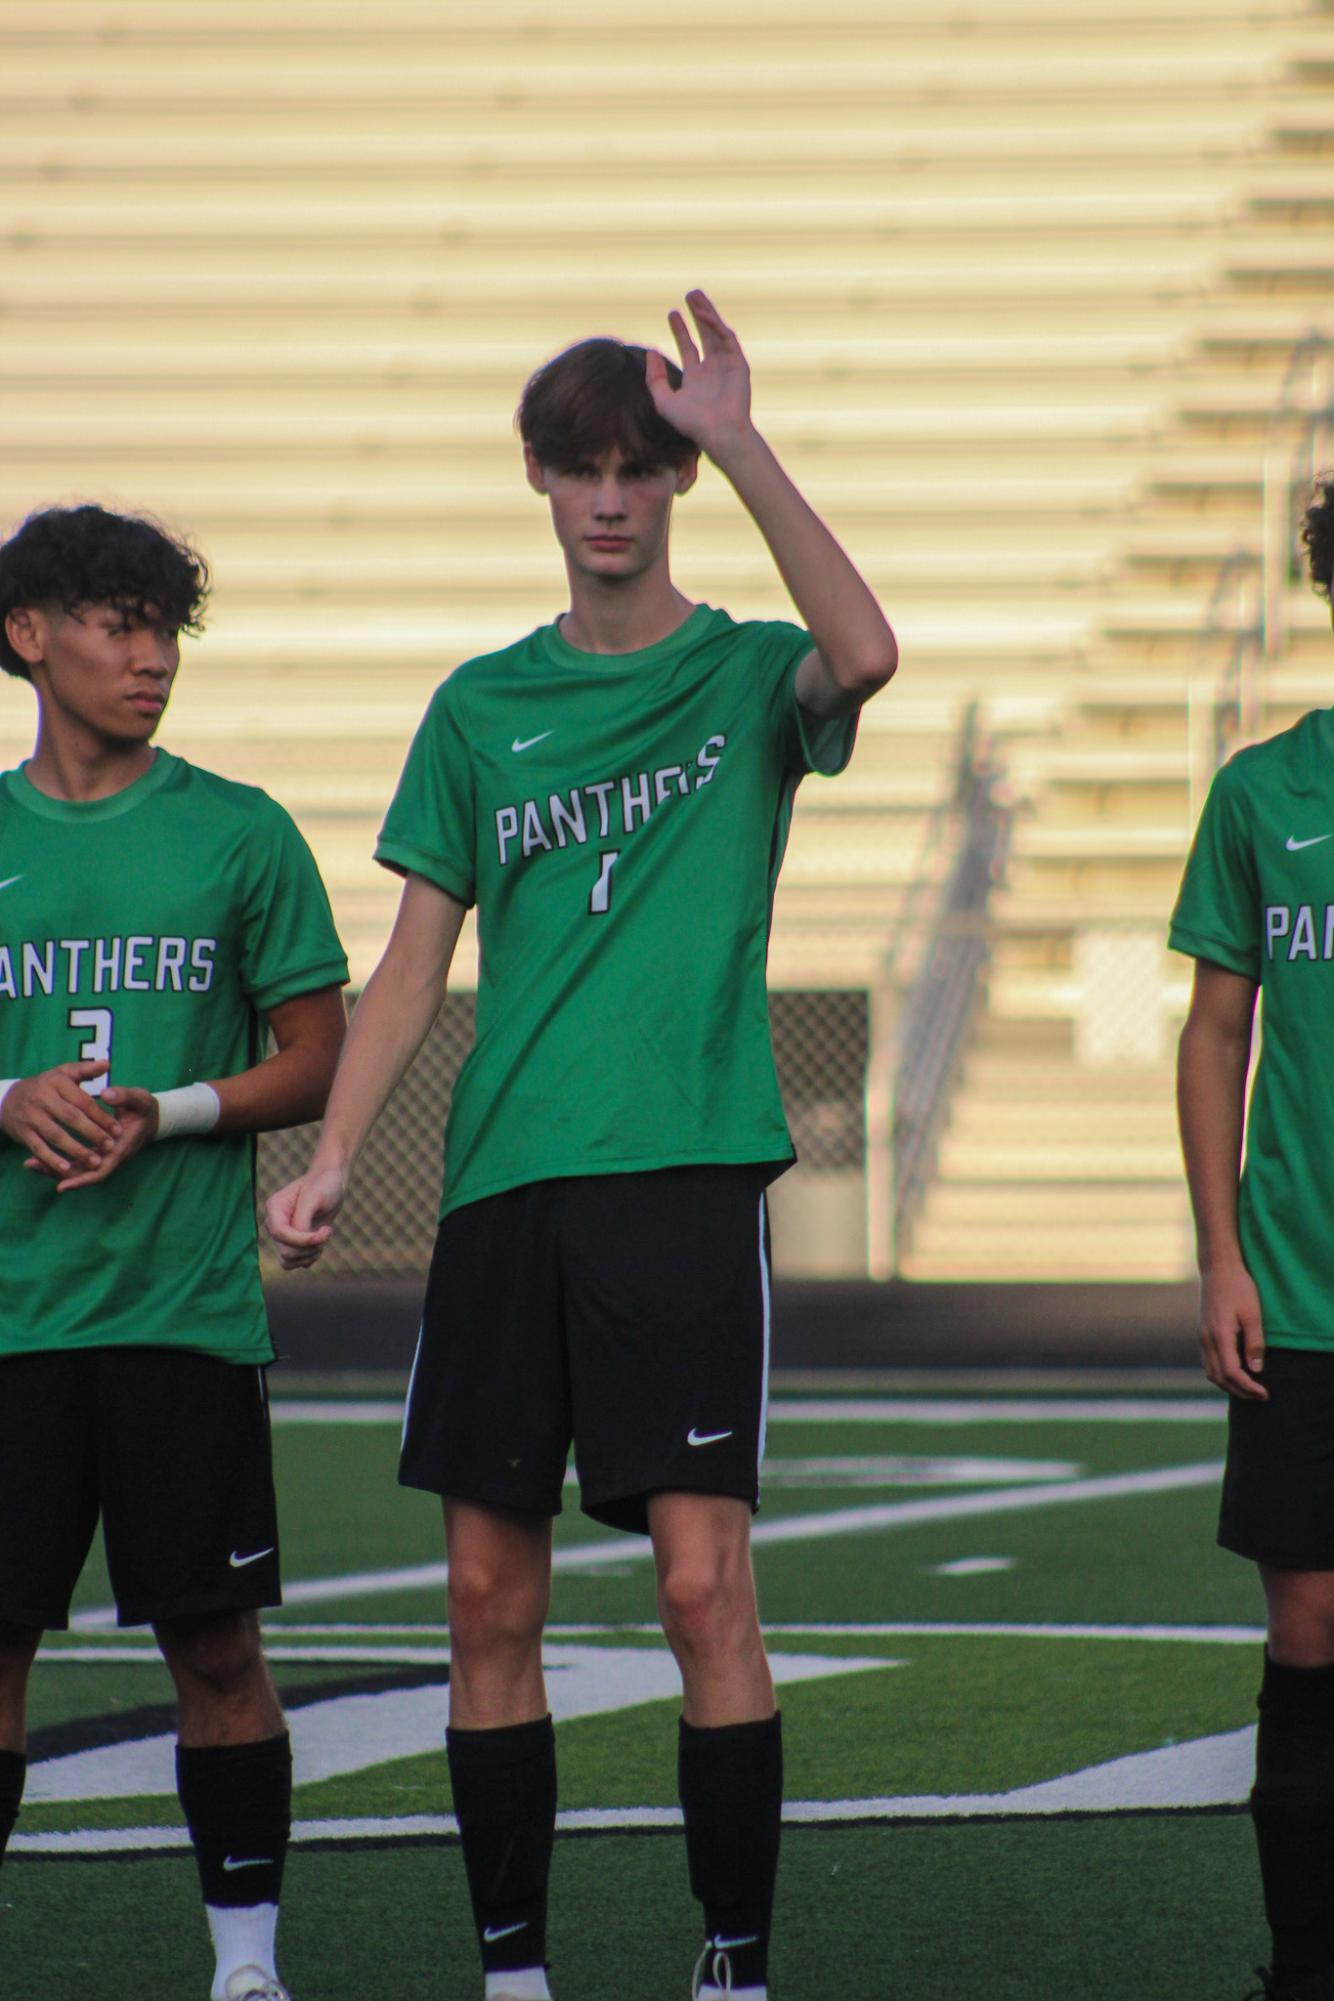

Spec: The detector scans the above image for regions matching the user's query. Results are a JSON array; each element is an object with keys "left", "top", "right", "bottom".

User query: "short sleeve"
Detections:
[
  {"left": 757, "top": 622, "right": 859, "bottom": 778},
  {"left": 376, "top": 676, "right": 477, "bottom": 905},
  {"left": 240, "top": 799, "right": 349, "bottom": 1012},
  {"left": 1168, "top": 758, "right": 1261, "bottom": 980}
]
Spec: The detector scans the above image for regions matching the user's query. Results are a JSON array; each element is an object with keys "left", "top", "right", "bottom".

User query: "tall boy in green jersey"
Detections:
[
  {"left": 1174, "top": 478, "right": 1334, "bottom": 2001},
  {"left": 268, "top": 291, "right": 898, "bottom": 2001},
  {"left": 0, "top": 505, "right": 348, "bottom": 2001}
]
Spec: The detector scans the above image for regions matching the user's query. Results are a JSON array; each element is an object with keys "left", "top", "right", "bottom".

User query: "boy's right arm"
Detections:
[
  {"left": 1177, "top": 957, "right": 1265, "bottom": 1399},
  {"left": 265, "top": 872, "right": 467, "bottom": 1269}
]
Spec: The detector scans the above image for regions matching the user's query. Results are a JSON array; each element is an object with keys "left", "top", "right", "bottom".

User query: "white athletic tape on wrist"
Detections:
[
  {"left": 0, "top": 1080, "right": 18, "bottom": 1117},
  {"left": 152, "top": 1082, "right": 221, "bottom": 1141}
]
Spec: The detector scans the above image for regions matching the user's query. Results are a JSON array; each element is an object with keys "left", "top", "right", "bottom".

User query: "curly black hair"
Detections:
[
  {"left": 516, "top": 338, "right": 695, "bottom": 473},
  {"left": 1301, "top": 474, "right": 1334, "bottom": 602},
  {"left": 0, "top": 503, "right": 210, "bottom": 679}
]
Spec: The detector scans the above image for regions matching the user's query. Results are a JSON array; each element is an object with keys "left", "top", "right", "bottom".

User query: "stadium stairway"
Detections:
[{"left": 3, "top": 0, "right": 1334, "bottom": 1277}]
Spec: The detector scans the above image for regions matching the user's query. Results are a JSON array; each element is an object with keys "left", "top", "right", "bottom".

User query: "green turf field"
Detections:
[{"left": 4, "top": 1391, "right": 1274, "bottom": 1999}]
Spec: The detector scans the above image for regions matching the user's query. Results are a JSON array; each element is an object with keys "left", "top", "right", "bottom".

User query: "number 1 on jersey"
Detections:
[
  {"left": 68, "top": 1006, "right": 113, "bottom": 1094},
  {"left": 589, "top": 849, "right": 621, "bottom": 916}
]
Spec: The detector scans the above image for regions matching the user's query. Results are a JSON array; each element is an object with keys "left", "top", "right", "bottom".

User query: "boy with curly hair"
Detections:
[{"left": 0, "top": 503, "right": 348, "bottom": 2001}]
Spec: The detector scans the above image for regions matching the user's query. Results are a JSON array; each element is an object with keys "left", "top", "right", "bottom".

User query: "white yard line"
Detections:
[
  {"left": 270, "top": 1398, "right": 1225, "bottom": 1427},
  {"left": 68, "top": 1460, "right": 1222, "bottom": 1630},
  {"left": 12, "top": 1723, "right": 1259, "bottom": 1856},
  {"left": 40, "top": 1620, "right": 1267, "bottom": 1666}
]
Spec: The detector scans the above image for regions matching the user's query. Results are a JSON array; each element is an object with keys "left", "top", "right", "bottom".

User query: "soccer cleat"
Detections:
[
  {"left": 220, "top": 1969, "right": 291, "bottom": 2001},
  {"left": 691, "top": 1942, "right": 734, "bottom": 1998},
  {"left": 1246, "top": 1968, "right": 1334, "bottom": 2000}
]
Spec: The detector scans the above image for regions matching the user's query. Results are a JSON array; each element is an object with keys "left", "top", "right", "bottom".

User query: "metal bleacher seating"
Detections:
[{"left": 3, "top": 0, "right": 1334, "bottom": 1277}]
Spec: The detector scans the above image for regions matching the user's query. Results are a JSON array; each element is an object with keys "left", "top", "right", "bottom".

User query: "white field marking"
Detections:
[
  {"left": 931, "top": 1557, "right": 1017, "bottom": 1576},
  {"left": 26, "top": 1646, "right": 896, "bottom": 1804},
  {"left": 11, "top": 1727, "right": 1259, "bottom": 1856},
  {"left": 560, "top": 1454, "right": 1082, "bottom": 1489},
  {"left": 39, "top": 1620, "right": 1270, "bottom": 1656},
  {"left": 768, "top": 1399, "right": 1224, "bottom": 1424},
  {"left": 268, "top": 1397, "right": 1223, "bottom": 1427},
  {"left": 66, "top": 1458, "right": 1224, "bottom": 1629}
]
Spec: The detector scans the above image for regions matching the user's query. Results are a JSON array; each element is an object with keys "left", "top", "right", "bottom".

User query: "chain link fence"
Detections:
[{"left": 257, "top": 989, "right": 868, "bottom": 1278}]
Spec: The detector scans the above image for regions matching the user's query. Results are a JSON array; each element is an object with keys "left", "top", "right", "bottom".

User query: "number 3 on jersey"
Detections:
[
  {"left": 589, "top": 849, "right": 621, "bottom": 916},
  {"left": 69, "top": 1006, "right": 113, "bottom": 1094}
]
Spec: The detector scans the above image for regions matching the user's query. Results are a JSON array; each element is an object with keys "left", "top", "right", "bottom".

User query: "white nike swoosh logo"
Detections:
[
  {"left": 222, "top": 1855, "right": 274, "bottom": 1871},
  {"left": 714, "top": 1933, "right": 761, "bottom": 1950},
  {"left": 687, "top": 1427, "right": 734, "bottom": 1448},
  {"left": 482, "top": 1922, "right": 528, "bottom": 1942},
  {"left": 512, "top": 731, "right": 553, "bottom": 754},
  {"left": 1286, "top": 835, "right": 1332, "bottom": 851},
  {"left": 0, "top": 875, "right": 23, "bottom": 892},
  {"left": 228, "top": 1546, "right": 275, "bottom": 1568}
]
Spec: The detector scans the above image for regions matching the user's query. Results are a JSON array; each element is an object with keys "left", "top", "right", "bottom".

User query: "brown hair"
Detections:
[{"left": 516, "top": 338, "right": 695, "bottom": 472}]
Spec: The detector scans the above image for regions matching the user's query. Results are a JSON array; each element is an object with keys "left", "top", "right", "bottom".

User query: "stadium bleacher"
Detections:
[{"left": 4, "top": 0, "right": 1333, "bottom": 1280}]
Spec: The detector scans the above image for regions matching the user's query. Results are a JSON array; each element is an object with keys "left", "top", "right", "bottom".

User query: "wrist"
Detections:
[
  {"left": 153, "top": 1082, "right": 221, "bottom": 1141},
  {"left": 702, "top": 421, "right": 766, "bottom": 477},
  {"left": 0, "top": 1079, "right": 18, "bottom": 1122}
]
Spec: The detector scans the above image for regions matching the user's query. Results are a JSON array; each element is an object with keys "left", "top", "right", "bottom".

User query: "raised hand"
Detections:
[{"left": 645, "top": 290, "right": 753, "bottom": 462}]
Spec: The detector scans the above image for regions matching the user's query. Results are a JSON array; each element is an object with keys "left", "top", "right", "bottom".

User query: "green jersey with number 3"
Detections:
[
  {"left": 1170, "top": 709, "right": 1334, "bottom": 1347},
  {"left": 376, "top": 604, "right": 857, "bottom": 1218},
  {"left": 0, "top": 750, "right": 348, "bottom": 1361}
]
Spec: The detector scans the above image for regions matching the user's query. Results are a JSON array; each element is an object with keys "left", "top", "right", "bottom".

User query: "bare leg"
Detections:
[
  {"left": 649, "top": 1492, "right": 773, "bottom": 1725},
  {"left": 0, "top": 1622, "right": 42, "bottom": 1755},
  {"left": 442, "top": 1499, "right": 552, "bottom": 1727}
]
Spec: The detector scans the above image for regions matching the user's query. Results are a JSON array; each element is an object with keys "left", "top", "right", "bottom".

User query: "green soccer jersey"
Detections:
[
  {"left": 376, "top": 604, "right": 857, "bottom": 1216},
  {"left": 1170, "top": 708, "right": 1334, "bottom": 1347},
  {"left": 0, "top": 749, "right": 348, "bottom": 1362}
]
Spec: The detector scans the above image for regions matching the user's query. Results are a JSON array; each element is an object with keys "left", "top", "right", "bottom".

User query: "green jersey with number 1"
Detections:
[
  {"left": 376, "top": 604, "right": 858, "bottom": 1218},
  {"left": 0, "top": 750, "right": 348, "bottom": 1361}
]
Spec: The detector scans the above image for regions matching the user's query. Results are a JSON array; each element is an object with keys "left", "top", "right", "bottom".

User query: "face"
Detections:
[
  {"left": 525, "top": 443, "right": 698, "bottom": 583},
  {"left": 6, "top": 602, "right": 180, "bottom": 748}
]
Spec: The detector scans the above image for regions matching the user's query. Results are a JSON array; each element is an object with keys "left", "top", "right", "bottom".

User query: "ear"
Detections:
[
  {"left": 523, "top": 444, "right": 550, "bottom": 495},
  {"left": 674, "top": 455, "right": 700, "bottom": 498},
  {"left": 4, "top": 607, "right": 48, "bottom": 672}
]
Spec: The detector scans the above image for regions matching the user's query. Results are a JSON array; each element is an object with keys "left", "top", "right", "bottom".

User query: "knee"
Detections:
[
  {"left": 157, "top": 1612, "right": 263, "bottom": 1703},
  {"left": 658, "top": 1556, "right": 746, "bottom": 1658},
  {"left": 447, "top": 1556, "right": 545, "bottom": 1657}
]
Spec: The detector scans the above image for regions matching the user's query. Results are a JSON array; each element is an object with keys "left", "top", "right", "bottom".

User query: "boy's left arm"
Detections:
[
  {"left": 647, "top": 289, "right": 898, "bottom": 717},
  {"left": 29, "top": 985, "right": 347, "bottom": 1192}
]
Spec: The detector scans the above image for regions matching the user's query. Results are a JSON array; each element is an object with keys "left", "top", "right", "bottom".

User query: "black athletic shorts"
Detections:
[
  {"left": 399, "top": 1164, "right": 779, "bottom": 1535},
  {"left": 1219, "top": 1347, "right": 1334, "bottom": 1570},
  {"left": 0, "top": 1346, "right": 282, "bottom": 1630}
]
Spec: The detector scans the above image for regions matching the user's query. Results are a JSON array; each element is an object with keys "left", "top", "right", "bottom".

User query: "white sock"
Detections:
[
  {"left": 484, "top": 1970, "right": 552, "bottom": 2000},
  {"left": 206, "top": 1903, "right": 279, "bottom": 2000},
  {"left": 700, "top": 1989, "right": 766, "bottom": 2001}
]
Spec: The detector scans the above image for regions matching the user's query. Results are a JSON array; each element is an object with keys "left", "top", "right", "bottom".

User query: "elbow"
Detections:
[{"left": 847, "top": 630, "right": 898, "bottom": 697}]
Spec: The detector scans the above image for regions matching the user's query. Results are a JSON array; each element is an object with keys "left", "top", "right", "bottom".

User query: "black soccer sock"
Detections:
[
  {"left": 679, "top": 1711, "right": 783, "bottom": 1992},
  {"left": 1252, "top": 1653, "right": 1334, "bottom": 1977},
  {"left": 0, "top": 1750, "right": 26, "bottom": 1863},
  {"left": 447, "top": 1714, "right": 557, "bottom": 1976},
  {"left": 175, "top": 1732, "right": 292, "bottom": 1911}
]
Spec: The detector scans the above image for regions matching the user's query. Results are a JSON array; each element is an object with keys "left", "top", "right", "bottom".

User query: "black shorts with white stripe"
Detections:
[{"left": 400, "top": 1163, "right": 783, "bottom": 1535}]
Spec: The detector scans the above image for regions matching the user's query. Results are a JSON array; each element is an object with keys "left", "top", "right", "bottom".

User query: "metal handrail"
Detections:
[{"left": 865, "top": 708, "right": 1012, "bottom": 1277}]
